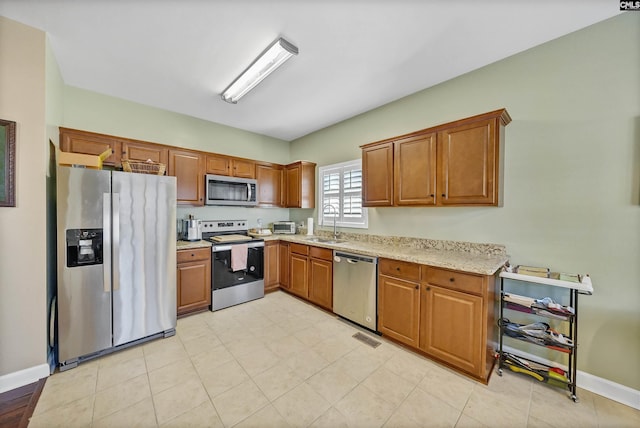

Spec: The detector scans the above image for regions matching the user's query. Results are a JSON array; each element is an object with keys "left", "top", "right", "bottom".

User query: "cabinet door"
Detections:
[
  {"left": 289, "top": 253, "right": 309, "bottom": 298},
  {"left": 285, "top": 164, "right": 301, "bottom": 208},
  {"left": 279, "top": 242, "right": 290, "bottom": 289},
  {"left": 60, "top": 129, "right": 120, "bottom": 166},
  {"left": 309, "top": 258, "right": 333, "bottom": 310},
  {"left": 394, "top": 133, "right": 436, "bottom": 206},
  {"left": 437, "top": 118, "right": 497, "bottom": 205},
  {"left": 168, "top": 149, "right": 204, "bottom": 205},
  {"left": 177, "top": 259, "right": 211, "bottom": 315},
  {"left": 264, "top": 241, "right": 280, "bottom": 292},
  {"left": 362, "top": 142, "right": 393, "bottom": 206},
  {"left": 122, "top": 141, "right": 168, "bottom": 166},
  {"left": 206, "top": 154, "right": 231, "bottom": 176},
  {"left": 256, "top": 163, "right": 284, "bottom": 207},
  {"left": 232, "top": 159, "right": 255, "bottom": 179},
  {"left": 420, "top": 284, "right": 483, "bottom": 376},
  {"left": 378, "top": 275, "right": 420, "bottom": 347}
]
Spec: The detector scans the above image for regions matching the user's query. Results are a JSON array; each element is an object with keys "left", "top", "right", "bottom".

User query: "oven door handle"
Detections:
[{"left": 212, "top": 242, "right": 265, "bottom": 252}]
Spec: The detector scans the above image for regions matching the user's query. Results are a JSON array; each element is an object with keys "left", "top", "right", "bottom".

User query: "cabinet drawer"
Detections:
[
  {"left": 379, "top": 258, "right": 420, "bottom": 282},
  {"left": 177, "top": 247, "right": 211, "bottom": 264},
  {"left": 310, "top": 246, "right": 332, "bottom": 261},
  {"left": 422, "top": 266, "right": 484, "bottom": 296},
  {"left": 290, "top": 243, "right": 309, "bottom": 256}
]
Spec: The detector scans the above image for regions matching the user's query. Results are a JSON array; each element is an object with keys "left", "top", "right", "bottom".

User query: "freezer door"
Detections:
[
  {"left": 57, "top": 167, "right": 113, "bottom": 363},
  {"left": 111, "top": 171, "right": 177, "bottom": 346}
]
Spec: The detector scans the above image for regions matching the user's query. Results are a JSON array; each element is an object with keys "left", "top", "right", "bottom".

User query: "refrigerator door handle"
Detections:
[
  {"left": 113, "top": 193, "right": 120, "bottom": 291},
  {"left": 103, "top": 193, "right": 112, "bottom": 293}
]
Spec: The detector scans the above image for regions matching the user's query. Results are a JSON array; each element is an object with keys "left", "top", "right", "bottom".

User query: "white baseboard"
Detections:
[
  {"left": 0, "top": 364, "right": 50, "bottom": 394},
  {"left": 501, "top": 346, "right": 640, "bottom": 410},
  {"left": 577, "top": 370, "right": 640, "bottom": 410}
]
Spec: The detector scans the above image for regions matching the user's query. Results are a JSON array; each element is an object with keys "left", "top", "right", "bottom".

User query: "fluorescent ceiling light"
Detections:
[{"left": 221, "top": 37, "right": 299, "bottom": 103}]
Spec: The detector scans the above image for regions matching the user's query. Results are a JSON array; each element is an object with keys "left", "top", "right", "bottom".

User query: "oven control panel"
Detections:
[{"left": 201, "top": 220, "right": 248, "bottom": 232}]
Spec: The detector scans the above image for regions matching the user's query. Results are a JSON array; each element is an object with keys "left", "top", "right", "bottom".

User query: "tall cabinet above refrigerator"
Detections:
[{"left": 57, "top": 166, "right": 177, "bottom": 370}]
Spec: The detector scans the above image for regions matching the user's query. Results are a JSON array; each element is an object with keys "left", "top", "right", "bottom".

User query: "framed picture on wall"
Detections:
[{"left": 0, "top": 119, "right": 16, "bottom": 207}]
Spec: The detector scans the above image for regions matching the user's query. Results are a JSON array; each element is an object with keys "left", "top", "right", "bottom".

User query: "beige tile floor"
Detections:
[{"left": 29, "top": 291, "right": 640, "bottom": 428}]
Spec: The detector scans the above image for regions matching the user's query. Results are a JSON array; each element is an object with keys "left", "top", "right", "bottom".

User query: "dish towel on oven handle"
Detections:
[{"left": 231, "top": 244, "right": 248, "bottom": 272}]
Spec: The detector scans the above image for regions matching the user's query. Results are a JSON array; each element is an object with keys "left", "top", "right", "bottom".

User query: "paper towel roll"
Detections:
[{"left": 307, "top": 217, "right": 314, "bottom": 235}]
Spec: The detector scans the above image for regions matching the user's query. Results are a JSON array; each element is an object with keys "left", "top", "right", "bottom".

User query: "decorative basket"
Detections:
[{"left": 122, "top": 159, "right": 166, "bottom": 175}]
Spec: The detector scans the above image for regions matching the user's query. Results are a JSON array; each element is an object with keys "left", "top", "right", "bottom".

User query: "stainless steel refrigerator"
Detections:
[{"left": 57, "top": 167, "right": 177, "bottom": 370}]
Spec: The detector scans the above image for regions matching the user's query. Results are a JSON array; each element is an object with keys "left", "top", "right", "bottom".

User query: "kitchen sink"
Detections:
[{"left": 305, "top": 237, "right": 345, "bottom": 244}]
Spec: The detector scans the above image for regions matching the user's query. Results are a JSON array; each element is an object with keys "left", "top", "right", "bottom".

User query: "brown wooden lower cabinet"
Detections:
[
  {"left": 308, "top": 247, "right": 333, "bottom": 310},
  {"left": 378, "top": 267, "right": 420, "bottom": 348},
  {"left": 264, "top": 241, "right": 280, "bottom": 292},
  {"left": 419, "top": 284, "right": 483, "bottom": 375},
  {"left": 176, "top": 248, "right": 211, "bottom": 316},
  {"left": 279, "top": 242, "right": 290, "bottom": 289},
  {"left": 281, "top": 242, "right": 334, "bottom": 311},
  {"left": 377, "top": 258, "right": 496, "bottom": 382}
]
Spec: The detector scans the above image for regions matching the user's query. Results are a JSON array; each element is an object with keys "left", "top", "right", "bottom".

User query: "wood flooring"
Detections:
[{"left": 0, "top": 378, "right": 46, "bottom": 428}]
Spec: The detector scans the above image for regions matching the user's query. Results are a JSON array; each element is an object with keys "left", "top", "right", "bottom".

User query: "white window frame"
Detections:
[{"left": 317, "top": 159, "right": 368, "bottom": 229}]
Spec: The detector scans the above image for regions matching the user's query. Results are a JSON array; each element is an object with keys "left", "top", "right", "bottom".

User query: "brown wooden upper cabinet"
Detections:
[
  {"left": 168, "top": 149, "right": 205, "bottom": 206},
  {"left": 256, "top": 162, "right": 284, "bottom": 207},
  {"left": 395, "top": 133, "right": 437, "bottom": 206},
  {"left": 285, "top": 161, "right": 316, "bottom": 208},
  {"left": 361, "top": 109, "right": 511, "bottom": 207},
  {"left": 362, "top": 142, "right": 394, "bottom": 206},
  {"left": 59, "top": 127, "right": 121, "bottom": 166},
  {"left": 206, "top": 154, "right": 255, "bottom": 179},
  {"left": 121, "top": 140, "right": 168, "bottom": 165}
]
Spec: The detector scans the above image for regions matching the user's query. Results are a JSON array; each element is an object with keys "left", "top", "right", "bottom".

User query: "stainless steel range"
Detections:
[{"left": 202, "top": 220, "right": 265, "bottom": 311}]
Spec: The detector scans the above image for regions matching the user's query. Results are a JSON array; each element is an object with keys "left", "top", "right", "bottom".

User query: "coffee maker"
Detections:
[{"left": 180, "top": 215, "right": 202, "bottom": 241}]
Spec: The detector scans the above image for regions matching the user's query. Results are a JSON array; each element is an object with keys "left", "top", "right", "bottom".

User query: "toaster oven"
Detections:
[{"left": 272, "top": 221, "right": 296, "bottom": 234}]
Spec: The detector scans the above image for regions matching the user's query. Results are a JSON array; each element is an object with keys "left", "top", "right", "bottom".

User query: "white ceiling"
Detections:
[{"left": 0, "top": 1, "right": 620, "bottom": 141}]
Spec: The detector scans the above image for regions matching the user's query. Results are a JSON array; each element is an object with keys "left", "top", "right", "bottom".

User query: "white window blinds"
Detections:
[{"left": 318, "top": 159, "right": 368, "bottom": 229}]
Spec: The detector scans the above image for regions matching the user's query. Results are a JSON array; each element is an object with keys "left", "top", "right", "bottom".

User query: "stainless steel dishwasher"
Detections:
[{"left": 333, "top": 251, "right": 378, "bottom": 331}]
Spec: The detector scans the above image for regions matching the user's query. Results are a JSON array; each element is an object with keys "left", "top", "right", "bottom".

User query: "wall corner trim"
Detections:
[{"left": 0, "top": 364, "right": 50, "bottom": 394}]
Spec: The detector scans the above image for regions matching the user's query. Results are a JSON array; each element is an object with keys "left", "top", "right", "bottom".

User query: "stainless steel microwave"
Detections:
[{"left": 205, "top": 174, "right": 258, "bottom": 206}]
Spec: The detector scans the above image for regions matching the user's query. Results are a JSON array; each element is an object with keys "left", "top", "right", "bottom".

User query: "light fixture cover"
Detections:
[{"left": 221, "top": 37, "right": 299, "bottom": 103}]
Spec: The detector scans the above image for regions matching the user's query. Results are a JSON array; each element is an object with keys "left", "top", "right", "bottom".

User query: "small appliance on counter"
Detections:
[
  {"left": 180, "top": 215, "right": 202, "bottom": 241},
  {"left": 273, "top": 221, "right": 296, "bottom": 234}
]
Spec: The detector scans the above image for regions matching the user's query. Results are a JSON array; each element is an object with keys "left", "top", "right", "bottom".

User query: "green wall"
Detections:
[
  {"left": 62, "top": 87, "right": 293, "bottom": 227},
  {"left": 63, "top": 86, "right": 290, "bottom": 165},
  {"left": 290, "top": 13, "right": 640, "bottom": 390}
]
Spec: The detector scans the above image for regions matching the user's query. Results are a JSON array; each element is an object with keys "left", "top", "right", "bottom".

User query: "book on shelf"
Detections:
[
  {"left": 515, "top": 265, "right": 550, "bottom": 278},
  {"left": 549, "top": 272, "right": 581, "bottom": 283}
]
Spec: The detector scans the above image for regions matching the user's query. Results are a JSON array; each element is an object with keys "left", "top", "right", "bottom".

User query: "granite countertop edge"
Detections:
[
  {"left": 176, "top": 240, "right": 212, "bottom": 250},
  {"left": 264, "top": 234, "right": 508, "bottom": 276}
]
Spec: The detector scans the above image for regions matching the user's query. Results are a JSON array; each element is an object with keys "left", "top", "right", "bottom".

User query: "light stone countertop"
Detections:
[
  {"left": 264, "top": 234, "right": 508, "bottom": 276},
  {"left": 176, "top": 234, "right": 508, "bottom": 275},
  {"left": 176, "top": 240, "right": 212, "bottom": 250}
]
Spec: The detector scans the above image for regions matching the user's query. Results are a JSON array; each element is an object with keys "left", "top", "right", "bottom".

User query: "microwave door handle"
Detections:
[{"left": 247, "top": 183, "right": 252, "bottom": 202}]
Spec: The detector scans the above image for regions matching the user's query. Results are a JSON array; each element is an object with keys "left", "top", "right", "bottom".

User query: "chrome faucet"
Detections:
[{"left": 322, "top": 204, "right": 339, "bottom": 239}]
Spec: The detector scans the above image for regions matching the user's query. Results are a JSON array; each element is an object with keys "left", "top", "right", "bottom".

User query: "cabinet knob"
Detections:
[
  {"left": 396, "top": 267, "right": 400, "bottom": 271},
  {"left": 425, "top": 286, "right": 430, "bottom": 291},
  {"left": 442, "top": 194, "right": 446, "bottom": 197},
  {"left": 191, "top": 253, "right": 195, "bottom": 257},
  {"left": 415, "top": 285, "right": 419, "bottom": 290},
  {"left": 430, "top": 194, "right": 434, "bottom": 197},
  {"left": 449, "top": 277, "right": 455, "bottom": 282}
]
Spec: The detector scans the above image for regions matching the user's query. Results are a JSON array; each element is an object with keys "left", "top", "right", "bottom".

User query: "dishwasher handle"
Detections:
[{"left": 334, "top": 251, "right": 377, "bottom": 264}]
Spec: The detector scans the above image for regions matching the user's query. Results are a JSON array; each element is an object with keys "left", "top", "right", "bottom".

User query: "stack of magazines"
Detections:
[{"left": 504, "top": 293, "right": 574, "bottom": 320}]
